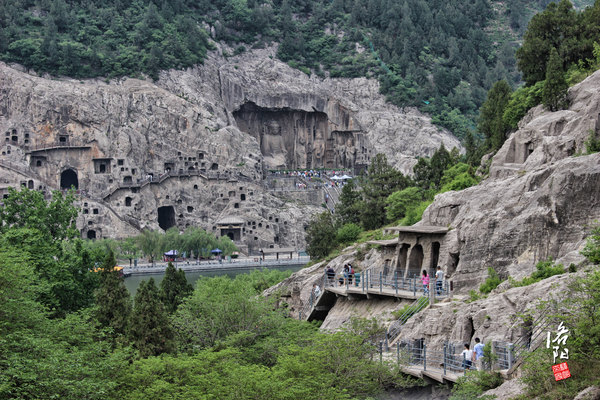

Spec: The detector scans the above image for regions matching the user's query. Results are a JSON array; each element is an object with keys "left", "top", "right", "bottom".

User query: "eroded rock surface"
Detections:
[{"left": 0, "top": 47, "right": 457, "bottom": 248}]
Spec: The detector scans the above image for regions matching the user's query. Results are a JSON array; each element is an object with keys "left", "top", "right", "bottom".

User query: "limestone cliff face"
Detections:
[
  {"left": 420, "top": 70, "right": 600, "bottom": 291},
  {"left": 0, "top": 47, "right": 456, "bottom": 248},
  {"left": 264, "top": 71, "right": 600, "bottom": 349}
]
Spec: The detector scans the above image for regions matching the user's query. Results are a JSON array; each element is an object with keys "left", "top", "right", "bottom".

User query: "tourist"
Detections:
[
  {"left": 435, "top": 266, "right": 444, "bottom": 295},
  {"left": 421, "top": 270, "right": 429, "bottom": 294},
  {"left": 460, "top": 344, "right": 473, "bottom": 370},
  {"left": 313, "top": 283, "right": 321, "bottom": 298},
  {"left": 326, "top": 266, "right": 335, "bottom": 285},
  {"left": 343, "top": 264, "right": 349, "bottom": 285},
  {"left": 473, "top": 338, "right": 485, "bottom": 370}
]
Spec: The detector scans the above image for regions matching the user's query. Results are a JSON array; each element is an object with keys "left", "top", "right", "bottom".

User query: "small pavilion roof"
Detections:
[
  {"left": 216, "top": 216, "right": 245, "bottom": 225},
  {"left": 366, "top": 238, "right": 399, "bottom": 246},
  {"left": 261, "top": 247, "right": 296, "bottom": 254},
  {"left": 388, "top": 225, "right": 449, "bottom": 234}
]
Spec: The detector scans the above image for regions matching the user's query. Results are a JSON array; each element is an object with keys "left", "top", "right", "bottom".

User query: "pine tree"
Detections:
[
  {"left": 543, "top": 47, "right": 569, "bottom": 112},
  {"left": 130, "top": 278, "right": 173, "bottom": 357},
  {"left": 159, "top": 262, "right": 193, "bottom": 313},
  {"left": 94, "top": 250, "right": 131, "bottom": 337},
  {"left": 478, "top": 80, "right": 512, "bottom": 151}
]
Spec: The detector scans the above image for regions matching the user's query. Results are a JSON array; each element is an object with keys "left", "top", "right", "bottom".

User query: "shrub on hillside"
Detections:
[
  {"left": 336, "top": 223, "right": 363, "bottom": 245},
  {"left": 479, "top": 267, "right": 503, "bottom": 294},
  {"left": 510, "top": 259, "right": 564, "bottom": 287}
]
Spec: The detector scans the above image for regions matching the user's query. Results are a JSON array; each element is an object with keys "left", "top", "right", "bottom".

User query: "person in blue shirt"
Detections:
[{"left": 474, "top": 337, "right": 485, "bottom": 370}]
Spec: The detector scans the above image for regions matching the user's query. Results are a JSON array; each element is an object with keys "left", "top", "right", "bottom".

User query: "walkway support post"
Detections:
[
  {"left": 443, "top": 344, "right": 447, "bottom": 375},
  {"left": 397, "top": 342, "right": 400, "bottom": 365},
  {"left": 413, "top": 278, "right": 416, "bottom": 297},
  {"left": 362, "top": 270, "right": 365, "bottom": 292},
  {"left": 395, "top": 271, "right": 398, "bottom": 296},
  {"left": 379, "top": 272, "right": 382, "bottom": 293},
  {"left": 423, "top": 344, "right": 427, "bottom": 371}
]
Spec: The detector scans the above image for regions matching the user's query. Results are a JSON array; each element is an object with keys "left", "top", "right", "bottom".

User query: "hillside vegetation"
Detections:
[{"left": 2, "top": 0, "right": 591, "bottom": 139}]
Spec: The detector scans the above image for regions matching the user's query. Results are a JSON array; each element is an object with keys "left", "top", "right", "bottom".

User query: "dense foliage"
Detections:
[
  {"left": 2, "top": 0, "right": 569, "bottom": 139},
  {"left": 84, "top": 225, "right": 237, "bottom": 264},
  {"left": 307, "top": 147, "right": 480, "bottom": 259},
  {"left": 0, "top": 187, "right": 417, "bottom": 399}
]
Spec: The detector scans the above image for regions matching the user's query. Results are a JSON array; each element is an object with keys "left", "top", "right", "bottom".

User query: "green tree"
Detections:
[
  {"left": 137, "top": 229, "right": 161, "bottom": 264},
  {"left": 386, "top": 186, "right": 423, "bottom": 221},
  {"left": 336, "top": 180, "right": 362, "bottom": 225},
  {"left": 542, "top": 47, "right": 569, "bottom": 112},
  {"left": 130, "top": 278, "right": 173, "bottom": 357},
  {"left": 306, "top": 211, "right": 338, "bottom": 259},
  {"left": 94, "top": 250, "right": 131, "bottom": 338},
  {"left": 361, "top": 153, "right": 411, "bottom": 229},
  {"left": 478, "top": 80, "right": 512, "bottom": 151},
  {"left": 160, "top": 262, "right": 193, "bottom": 313}
]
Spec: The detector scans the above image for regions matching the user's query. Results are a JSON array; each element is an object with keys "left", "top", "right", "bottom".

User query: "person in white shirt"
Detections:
[
  {"left": 312, "top": 283, "right": 321, "bottom": 298},
  {"left": 460, "top": 344, "right": 473, "bottom": 370}
]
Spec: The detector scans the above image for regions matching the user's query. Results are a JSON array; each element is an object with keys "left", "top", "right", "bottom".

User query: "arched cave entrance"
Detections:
[
  {"left": 87, "top": 230, "right": 97, "bottom": 240},
  {"left": 407, "top": 244, "right": 424, "bottom": 277},
  {"left": 60, "top": 169, "right": 78, "bottom": 190},
  {"left": 157, "top": 206, "right": 176, "bottom": 231}
]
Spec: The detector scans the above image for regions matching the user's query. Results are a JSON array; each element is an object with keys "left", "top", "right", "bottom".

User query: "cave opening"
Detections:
[
  {"left": 233, "top": 101, "right": 341, "bottom": 170},
  {"left": 157, "top": 206, "right": 176, "bottom": 231},
  {"left": 407, "top": 244, "right": 424, "bottom": 277},
  {"left": 87, "top": 230, "right": 96, "bottom": 240},
  {"left": 60, "top": 169, "right": 78, "bottom": 190}
]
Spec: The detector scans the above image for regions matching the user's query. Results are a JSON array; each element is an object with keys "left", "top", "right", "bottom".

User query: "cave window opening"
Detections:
[
  {"left": 125, "top": 197, "right": 132, "bottom": 207},
  {"left": 60, "top": 169, "right": 78, "bottom": 190},
  {"left": 117, "top": 159, "right": 124, "bottom": 166},
  {"left": 99, "top": 164, "right": 106, "bottom": 173},
  {"left": 27, "top": 180, "right": 34, "bottom": 189},
  {"left": 430, "top": 242, "right": 440, "bottom": 272},
  {"left": 157, "top": 206, "right": 176, "bottom": 231},
  {"left": 407, "top": 244, "right": 424, "bottom": 278},
  {"left": 187, "top": 206, "right": 193, "bottom": 212},
  {"left": 274, "top": 236, "right": 279, "bottom": 243},
  {"left": 234, "top": 203, "right": 239, "bottom": 209},
  {"left": 193, "top": 184, "right": 198, "bottom": 190},
  {"left": 24, "top": 133, "right": 29, "bottom": 138},
  {"left": 93, "top": 208, "right": 99, "bottom": 214},
  {"left": 198, "top": 152, "right": 204, "bottom": 159},
  {"left": 211, "top": 163, "right": 218, "bottom": 170},
  {"left": 83, "top": 209, "right": 89, "bottom": 214},
  {"left": 123, "top": 176, "right": 132, "bottom": 184},
  {"left": 59, "top": 135, "right": 68, "bottom": 143},
  {"left": 87, "top": 230, "right": 96, "bottom": 240},
  {"left": 241, "top": 194, "right": 246, "bottom": 201}
]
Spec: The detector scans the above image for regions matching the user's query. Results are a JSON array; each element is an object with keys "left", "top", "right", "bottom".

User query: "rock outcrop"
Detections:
[
  {"left": 0, "top": 47, "right": 458, "bottom": 248},
  {"left": 420, "top": 70, "right": 600, "bottom": 291},
  {"left": 265, "top": 70, "right": 600, "bottom": 347}
]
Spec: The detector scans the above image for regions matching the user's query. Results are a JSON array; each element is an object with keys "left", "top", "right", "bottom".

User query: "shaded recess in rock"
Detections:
[
  {"left": 233, "top": 101, "right": 361, "bottom": 170},
  {"left": 157, "top": 206, "right": 176, "bottom": 231}
]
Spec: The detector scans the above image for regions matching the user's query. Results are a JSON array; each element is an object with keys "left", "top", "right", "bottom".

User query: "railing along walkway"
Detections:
[{"left": 323, "top": 267, "right": 449, "bottom": 302}]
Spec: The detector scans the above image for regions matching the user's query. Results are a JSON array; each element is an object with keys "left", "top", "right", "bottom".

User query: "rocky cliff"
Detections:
[
  {"left": 0, "top": 46, "right": 457, "bottom": 249},
  {"left": 265, "top": 70, "right": 600, "bottom": 348}
]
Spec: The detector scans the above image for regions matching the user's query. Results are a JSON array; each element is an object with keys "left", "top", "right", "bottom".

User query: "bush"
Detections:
[
  {"left": 336, "top": 223, "right": 363, "bottom": 245},
  {"left": 510, "top": 259, "right": 565, "bottom": 287},
  {"left": 450, "top": 370, "right": 503, "bottom": 400},
  {"left": 479, "top": 267, "right": 503, "bottom": 294}
]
